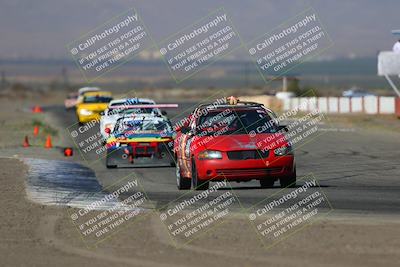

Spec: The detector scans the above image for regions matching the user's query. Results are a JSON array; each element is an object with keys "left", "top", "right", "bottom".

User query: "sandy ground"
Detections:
[
  {"left": 1, "top": 96, "right": 400, "bottom": 266},
  {"left": 1, "top": 157, "right": 400, "bottom": 267}
]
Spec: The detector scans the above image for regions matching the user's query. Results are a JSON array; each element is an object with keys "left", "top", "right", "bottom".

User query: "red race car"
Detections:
[{"left": 174, "top": 97, "right": 296, "bottom": 190}]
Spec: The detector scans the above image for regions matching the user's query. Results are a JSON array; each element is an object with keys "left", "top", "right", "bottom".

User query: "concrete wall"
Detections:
[
  {"left": 239, "top": 95, "right": 399, "bottom": 116},
  {"left": 283, "top": 96, "right": 398, "bottom": 115}
]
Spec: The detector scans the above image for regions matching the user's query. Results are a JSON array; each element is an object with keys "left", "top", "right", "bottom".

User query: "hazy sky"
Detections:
[{"left": 0, "top": 0, "right": 398, "bottom": 59}]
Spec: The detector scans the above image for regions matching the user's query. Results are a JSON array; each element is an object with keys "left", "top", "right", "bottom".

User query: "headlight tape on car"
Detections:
[
  {"left": 274, "top": 146, "right": 293, "bottom": 156},
  {"left": 198, "top": 150, "right": 223, "bottom": 160}
]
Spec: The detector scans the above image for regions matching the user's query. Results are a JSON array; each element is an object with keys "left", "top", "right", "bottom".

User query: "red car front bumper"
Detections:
[{"left": 195, "top": 155, "right": 295, "bottom": 182}]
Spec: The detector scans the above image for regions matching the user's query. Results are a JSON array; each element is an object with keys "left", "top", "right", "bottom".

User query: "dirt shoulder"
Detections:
[
  {"left": 0, "top": 158, "right": 115, "bottom": 267},
  {"left": 0, "top": 157, "right": 399, "bottom": 267}
]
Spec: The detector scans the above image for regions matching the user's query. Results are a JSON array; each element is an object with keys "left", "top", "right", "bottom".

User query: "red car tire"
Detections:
[
  {"left": 260, "top": 178, "right": 275, "bottom": 188},
  {"left": 191, "top": 161, "right": 209, "bottom": 190},
  {"left": 176, "top": 161, "right": 191, "bottom": 190},
  {"left": 279, "top": 167, "right": 297, "bottom": 188}
]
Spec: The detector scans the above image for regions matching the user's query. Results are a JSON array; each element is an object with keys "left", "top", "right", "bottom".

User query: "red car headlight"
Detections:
[
  {"left": 274, "top": 146, "right": 293, "bottom": 156},
  {"left": 198, "top": 150, "right": 223, "bottom": 160}
]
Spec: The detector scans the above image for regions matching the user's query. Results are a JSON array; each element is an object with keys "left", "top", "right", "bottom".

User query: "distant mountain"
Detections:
[{"left": 0, "top": 0, "right": 399, "bottom": 59}]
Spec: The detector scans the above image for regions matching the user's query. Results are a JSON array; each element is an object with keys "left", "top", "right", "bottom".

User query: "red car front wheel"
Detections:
[
  {"left": 191, "top": 161, "right": 209, "bottom": 190},
  {"left": 260, "top": 178, "right": 275, "bottom": 188},
  {"left": 279, "top": 167, "right": 297, "bottom": 188},
  {"left": 176, "top": 161, "right": 191, "bottom": 190}
]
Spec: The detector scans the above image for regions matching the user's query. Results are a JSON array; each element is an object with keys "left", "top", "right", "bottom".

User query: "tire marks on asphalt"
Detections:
[{"left": 23, "top": 158, "right": 133, "bottom": 211}]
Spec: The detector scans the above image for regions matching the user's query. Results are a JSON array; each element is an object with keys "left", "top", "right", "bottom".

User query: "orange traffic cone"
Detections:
[
  {"left": 33, "top": 125, "right": 39, "bottom": 136},
  {"left": 32, "top": 106, "right": 43, "bottom": 113},
  {"left": 23, "top": 136, "right": 30, "bottom": 147},
  {"left": 44, "top": 135, "right": 53, "bottom": 149}
]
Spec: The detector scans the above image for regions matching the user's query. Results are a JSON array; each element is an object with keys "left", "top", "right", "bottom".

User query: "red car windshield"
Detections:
[{"left": 197, "top": 108, "right": 278, "bottom": 135}]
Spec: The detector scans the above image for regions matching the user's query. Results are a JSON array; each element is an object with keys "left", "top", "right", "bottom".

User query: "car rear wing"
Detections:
[{"left": 109, "top": 104, "right": 179, "bottom": 109}]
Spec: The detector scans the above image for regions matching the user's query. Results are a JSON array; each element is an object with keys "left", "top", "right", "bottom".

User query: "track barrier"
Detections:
[
  {"left": 32, "top": 106, "right": 43, "bottom": 113},
  {"left": 64, "top": 147, "right": 73, "bottom": 157}
]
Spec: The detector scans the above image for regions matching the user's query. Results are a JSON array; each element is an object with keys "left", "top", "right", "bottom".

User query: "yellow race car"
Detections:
[{"left": 76, "top": 91, "right": 112, "bottom": 124}]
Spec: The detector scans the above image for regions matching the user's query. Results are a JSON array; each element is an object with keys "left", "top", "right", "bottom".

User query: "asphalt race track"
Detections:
[{"left": 48, "top": 104, "right": 400, "bottom": 215}]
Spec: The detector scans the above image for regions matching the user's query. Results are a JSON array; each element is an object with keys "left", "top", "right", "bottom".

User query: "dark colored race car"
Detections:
[
  {"left": 174, "top": 97, "right": 296, "bottom": 190},
  {"left": 105, "top": 115, "right": 175, "bottom": 168}
]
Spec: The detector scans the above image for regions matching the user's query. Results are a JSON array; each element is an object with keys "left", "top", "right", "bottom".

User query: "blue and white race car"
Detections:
[
  {"left": 99, "top": 98, "right": 161, "bottom": 139},
  {"left": 105, "top": 114, "right": 176, "bottom": 168}
]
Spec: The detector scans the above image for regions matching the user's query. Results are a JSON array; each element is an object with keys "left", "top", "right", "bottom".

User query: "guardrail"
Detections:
[{"left": 282, "top": 96, "right": 400, "bottom": 115}]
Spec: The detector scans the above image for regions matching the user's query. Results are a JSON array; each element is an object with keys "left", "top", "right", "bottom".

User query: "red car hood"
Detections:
[{"left": 196, "top": 133, "right": 288, "bottom": 151}]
